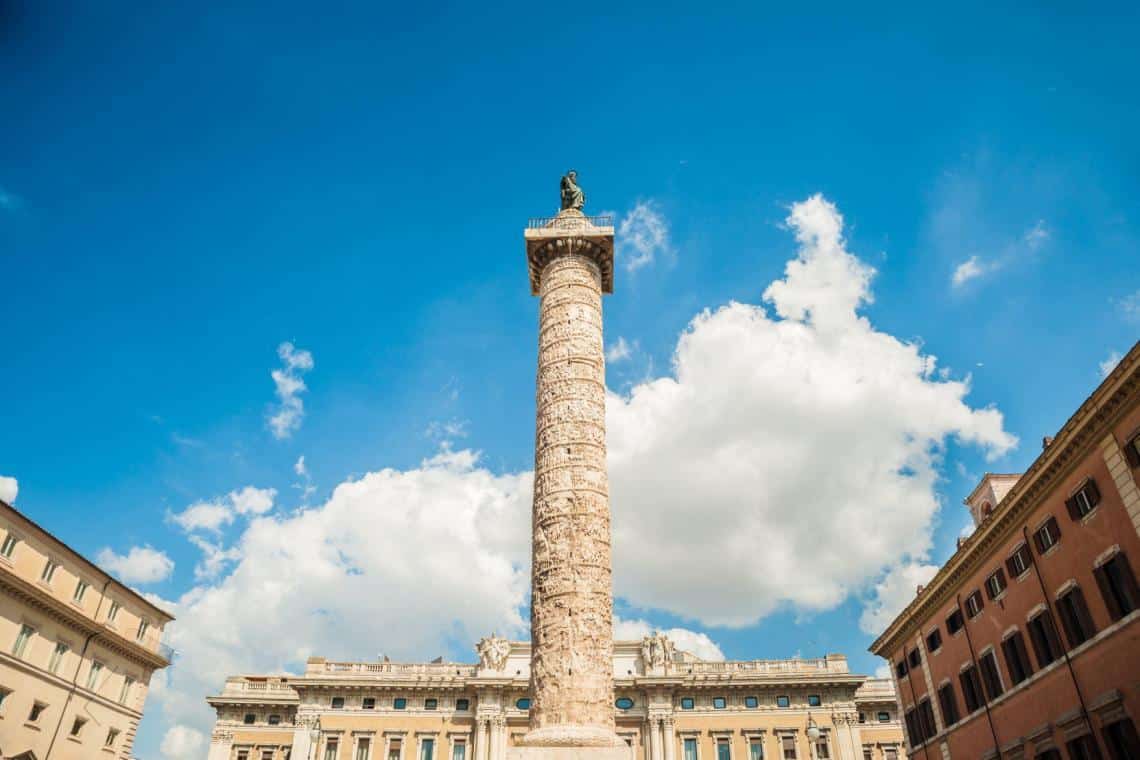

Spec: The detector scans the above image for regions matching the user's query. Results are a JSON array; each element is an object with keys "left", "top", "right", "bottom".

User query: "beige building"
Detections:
[
  {"left": 0, "top": 499, "right": 174, "bottom": 759},
  {"left": 206, "top": 635, "right": 904, "bottom": 760}
]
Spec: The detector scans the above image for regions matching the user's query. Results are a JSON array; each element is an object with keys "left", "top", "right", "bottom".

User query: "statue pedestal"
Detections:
[{"left": 507, "top": 746, "right": 630, "bottom": 760}]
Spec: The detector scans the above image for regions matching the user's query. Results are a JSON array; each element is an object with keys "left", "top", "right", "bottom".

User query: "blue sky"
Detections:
[{"left": 2, "top": 3, "right": 1139, "bottom": 757}]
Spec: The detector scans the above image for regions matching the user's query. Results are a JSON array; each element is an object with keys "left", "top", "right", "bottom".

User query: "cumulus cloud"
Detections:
[
  {"left": 268, "top": 342, "right": 314, "bottom": 439},
  {"left": 161, "top": 724, "right": 206, "bottom": 760},
  {"left": 613, "top": 617, "right": 725, "bottom": 662},
  {"left": 859, "top": 561, "right": 940, "bottom": 635},
  {"left": 607, "top": 194, "right": 1015, "bottom": 626},
  {"left": 96, "top": 546, "right": 175, "bottom": 585},
  {"left": 606, "top": 337, "right": 634, "bottom": 363},
  {"left": 143, "top": 194, "right": 1014, "bottom": 752},
  {"left": 1100, "top": 351, "right": 1123, "bottom": 379},
  {"left": 168, "top": 487, "right": 277, "bottom": 534},
  {"left": 619, "top": 201, "right": 669, "bottom": 271},
  {"left": 0, "top": 475, "right": 17, "bottom": 504}
]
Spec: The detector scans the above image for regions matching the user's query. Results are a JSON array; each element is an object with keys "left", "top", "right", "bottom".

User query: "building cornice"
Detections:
[
  {"left": 870, "top": 340, "right": 1140, "bottom": 656},
  {"left": 0, "top": 567, "right": 170, "bottom": 669}
]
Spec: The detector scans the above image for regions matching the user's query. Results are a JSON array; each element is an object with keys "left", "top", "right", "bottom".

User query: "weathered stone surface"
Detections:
[{"left": 524, "top": 215, "right": 620, "bottom": 748}]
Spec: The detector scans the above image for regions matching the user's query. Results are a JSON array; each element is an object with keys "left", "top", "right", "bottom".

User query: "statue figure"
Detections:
[
  {"left": 476, "top": 634, "right": 512, "bottom": 672},
  {"left": 640, "top": 631, "right": 674, "bottom": 671},
  {"left": 560, "top": 170, "right": 585, "bottom": 211}
]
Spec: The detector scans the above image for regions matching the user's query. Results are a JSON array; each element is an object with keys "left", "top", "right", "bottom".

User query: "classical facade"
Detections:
[
  {"left": 870, "top": 341, "right": 1140, "bottom": 759},
  {"left": 0, "top": 498, "right": 175, "bottom": 759},
  {"left": 206, "top": 635, "right": 903, "bottom": 760}
]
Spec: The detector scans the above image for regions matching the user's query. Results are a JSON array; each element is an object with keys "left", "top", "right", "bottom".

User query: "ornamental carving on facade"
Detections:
[
  {"left": 476, "top": 634, "right": 511, "bottom": 672},
  {"left": 640, "top": 632, "right": 675, "bottom": 671}
]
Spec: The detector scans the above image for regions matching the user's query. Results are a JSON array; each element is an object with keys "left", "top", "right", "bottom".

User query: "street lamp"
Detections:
[{"left": 806, "top": 713, "right": 821, "bottom": 741}]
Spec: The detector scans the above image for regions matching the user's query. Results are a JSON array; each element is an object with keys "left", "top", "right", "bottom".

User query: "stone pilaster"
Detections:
[{"left": 207, "top": 728, "right": 234, "bottom": 760}]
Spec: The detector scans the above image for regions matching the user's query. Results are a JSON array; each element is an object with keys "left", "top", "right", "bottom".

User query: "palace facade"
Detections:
[
  {"left": 870, "top": 341, "right": 1140, "bottom": 760},
  {"left": 206, "top": 636, "right": 904, "bottom": 760},
  {"left": 0, "top": 499, "right": 175, "bottom": 760}
]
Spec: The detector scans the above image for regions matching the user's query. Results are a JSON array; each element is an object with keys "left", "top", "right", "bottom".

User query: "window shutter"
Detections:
[
  {"left": 1087, "top": 479, "right": 1101, "bottom": 507},
  {"left": 1124, "top": 438, "right": 1140, "bottom": 467},
  {"left": 1065, "top": 495, "right": 1081, "bottom": 521},
  {"left": 996, "top": 568, "right": 1006, "bottom": 590},
  {"left": 1095, "top": 565, "right": 1123, "bottom": 621},
  {"left": 1049, "top": 517, "right": 1061, "bottom": 541},
  {"left": 1006, "top": 555, "right": 1019, "bottom": 578},
  {"left": 1034, "top": 529, "right": 1046, "bottom": 554},
  {"left": 1113, "top": 552, "right": 1140, "bottom": 614}
]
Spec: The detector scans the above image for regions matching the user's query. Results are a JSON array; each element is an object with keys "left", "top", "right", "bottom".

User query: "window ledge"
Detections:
[
  {"left": 1040, "top": 543, "right": 1061, "bottom": 559},
  {"left": 1078, "top": 507, "right": 1100, "bottom": 525},
  {"left": 24, "top": 721, "right": 42, "bottom": 731},
  {"left": 0, "top": 554, "right": 13, "bottom": 568},
  {"left": 67, "top": 734, "right": 82, "bottom": 744}
]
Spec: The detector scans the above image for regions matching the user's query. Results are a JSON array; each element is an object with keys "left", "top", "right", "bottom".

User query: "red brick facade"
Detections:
[{"left": 871, "top": 342, "right": 1140, "bottom": 760}]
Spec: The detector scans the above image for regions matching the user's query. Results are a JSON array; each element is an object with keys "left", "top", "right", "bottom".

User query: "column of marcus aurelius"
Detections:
[{"left": 511, "top": 175, "right": 626, "bottom": 760}]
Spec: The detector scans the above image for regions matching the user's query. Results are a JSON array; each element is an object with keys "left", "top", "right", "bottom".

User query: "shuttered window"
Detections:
[
  {"left": 959, "top": 665, "right": 984, "bottom": 713},
  {"left": 979, "top": 651, "right": 1004, "bottom": 700},
  {"left": 937, "top": 682, "right": 959, "bottom": 726},
  {"left": 1027, "top": 611, "right": 1064, "bottom": 667},
  {"left": 1094, "top": 552, "right": 1140, "bottom": 621},
  {"left": 985, "top": 568, "right": 1007, "bottom": 600},
  {"left": 1006, "top": 544, "right": 1031, "bottom": 578},
  {"left": 1065, "top": 479, "right": 1101, "bottom": 520},
  {"left": 1057, "top": 586, "right": 1097, "bottom": 648},
  {"left": 1001, "top": 631, "right": 1034, "bottom": 686},
  {"left": 1034, "top": 517, "right": 1061, "bottom": 554}
]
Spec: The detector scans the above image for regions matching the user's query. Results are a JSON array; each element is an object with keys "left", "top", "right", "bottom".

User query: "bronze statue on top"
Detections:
[{"left": 560, "top": 170, "right": 585, "bottom": 211}]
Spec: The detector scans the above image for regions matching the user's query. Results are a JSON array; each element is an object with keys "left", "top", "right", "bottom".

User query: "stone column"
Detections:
[
  {"left": 646, "top": 720, "right": 658, "bottom": 760},
  {"left": 477, "top": 720, "right": 490, "bottom": 760},
  {"left": 521, "top": 207, "right": 618, "bottom": 750},
  {"left": 662, "top": 720, "right": 675, "bottom": 760}
]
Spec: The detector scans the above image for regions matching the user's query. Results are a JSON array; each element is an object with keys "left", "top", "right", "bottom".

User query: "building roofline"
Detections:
[
  {"left": 0, "top": 498, "right": 175, "bottom": 623},
  {"left": 869, "top": 339, "right": 1140, "bottom": 656},
  {"left": 962, "top": 473, "right": 1023, "bottom": 505}
]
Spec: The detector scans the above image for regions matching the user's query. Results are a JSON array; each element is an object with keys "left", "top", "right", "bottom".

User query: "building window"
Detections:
[
  {"left": 516, "top": 698, "right": 531, "bottom": 710},
  {"left": 238, "top": 751, "right": 250, "bottom": 760},
  {"left": 883, "top": 750, "right": 897, "bottom": 760},
  {"left": 12, "top": 624, "right": 34, "bottom": 658},
  {"left": 356, "top": 738, "right": 371, "bottom": 760},
  {"left": 73, "top": 580, "right": 89, "bottom": 603},
  {"left": 107, "top": 601, "right": 120, "bottom": 622},
  {"left": 960, "top": 664, "right": 984, "bottom": 712},
  {"left": 713, "top": 696, "right": 727, "bottom": 709},
  {"left": 780, "top": 735, "right": 796, "bottom": 760},
  {"left": 1124, "top": 433, "right": 1140, "bottom": 468},
  {"left": 877, "top": 711, "right": 890, "bottom": 722},
  {"left": 965, "top": 590, "right": 984, "bottom": 618},
  {"left": 425, "top": 698, "right": 438, "bottom": 710},
  {"left": 616, "top": 697, "right": 634, "bottom": 710},
  {"left": 858, "top": 713, "right": 865, "bottom": 723},
  {"left": 389, "top": 739, "right": 402, "bottom": 760},
  {"left": 1001, "top": 631, "right": 1034, "bottom": 686},
  {"left": 243, "top": 713, "right": 256, "bottom": 725},
  {"left": 324, "top": 738, "right": 339, "bottom": 760},
  {"left": 684, "top": 737, "right": 698, "bottom": 760},
  {"left": 895, "top": 659, "right": 908, "bottom": 678},
  {"left": 361, "top": 698, "right": 375, "bottom": 710},
  {"left": 265, "top": 714, "right": 281, "bottom": 725},
  {"left": 0, "top": 686, "right": 11, "bottom": 713},
  {"left": 421, "top": 738, "right": 435, "bottom": 760},
  {"left": 926, "top": 628, "right": 942, "bottom": 653},
  {"left": 680, "top": 697, "right": 694, "bottom": 710},
  {"left": 978, "top": 651, "right": 1004, "bottom": 700},
  {"left": 1, "top": 532, "right": 17, "bottom": 558},
  {"left": 1057, "top": 585, "right": 1097, "bottom": 648},
  {"left": 1095, "top": 552, "right": 1140, "bottom": 621},
  {"left": 1027, "top": 610, "right": 1064, "bottom": 667},
  {"left": 1066, "top": 734, "right": 1101, "bottom": 760},
  {"left": 136, "top": 620, "right": 149, "bottom": 641},
  {"left": 394, "top": 697, "right": 407, "bottom": 709},
  {"left": 456, "top": 698, "right": 469, "bottom": 711},
  {"left": 86, "top": 661, "right": 103, "bottom": 690},
  {"left": 28, "top": 701, "right": 47, "bottom": 723},
  {"left": 937, "top": 682, "right": 959, "bottom": 726},
  {"left": 985, "top": 569, "right": 1007, "bottom": 600},
  {"left": 814, "top": 736, "right": 830, "bottom": 759},
  {"left": 41, "top": 559, "right": 58, "bottom": 583},
  {"left": 862, "top": 750, "right": 872, "bottom": 760},
  {"left": 1066, "top": 480, "right": 1101, "bottom": 520},
  {"left": 105, "top": 728, "right": 119, "bottom": 747},
  {"left": 1034, "top": 517, "right": 1061, "bottom": 554},
  {"left": 744, "top": 696, "right": 758, "bottom": 708},
  {"left": 1103, "top": 716, "right": 1140, "bottom": 760},
  {"left": 452, "top": 739, "right": 466, "bottom": 760},
  {"left": 748, "top": 738, "right": 763, "bottom": 760},
  {"left": 808, "top": 694, "right": 821, "bottom": 707},
  {"left": 1007, "top": 544, "right": 1032, "bottom": 578},
  {"left": 119, "top": 676, "right": 134, "bottom": 705},
  {"left": 777, "top": 695, "right": 790, "bottom": 708},
  {"left": 331, "top": 696, "right": 345, "bottom": 709},
  {"left": 48, "top": 641, "right": 69, "bottom": 674},
  {"left": 70, "top": 716, "right": 87, "bottom": 737},
  {"left": 904, "top": 709, "right": 922, "bottom": 747},
  {"left": 907, "top": 649, "right": 921, "bottom": 669},
  {"left": 946, "top": 609, "right": 964, "bottom": 634},
  {"left": 716, "top": 737, "right": 731, "bottom": 760}
]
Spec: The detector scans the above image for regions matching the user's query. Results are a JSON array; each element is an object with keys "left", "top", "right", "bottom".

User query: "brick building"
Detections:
[{"left": 869, "top": 341, "right": 1140, "bottom": 760}]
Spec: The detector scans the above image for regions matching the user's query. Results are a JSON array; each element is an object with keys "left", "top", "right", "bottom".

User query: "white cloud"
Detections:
[
  {"left": 425, "top": 419, "right": 469, "bottom": 443},
  {"left": 1024, "top": 219, "right": 1049, "bottom": 249},
  {"left": 230, "top": 486, "right": 276, "bottom": 516},
  {"left": 294, "top": 455, "right": 316, "bottom": 500},
  {"left": 951, "top": 256, "right": 987, "bottom": 287},
  {"left": 619, "top": 201, "right": 670, "bottom": 272},
  {"left": 613, "top": 617, "right": 725, "bottom": 662},
  {"left": 96, "top": 546, "right": 175, "bottom": 584},
  {"left": 1100, "top": 350, "right": 1123, "bottom": 379},
  {"left": 143, "top": 194, "right": 1015, "bottom": 752},
  {"left": 1116, "top": 290, "right": 1140, "bottom": 323},
  {"left": 268, "top": 342, "right": 314, "bottom": 439},
  {"left": 874, "top": 663, "right": 892, "bottom": 679},
  {"left": 161, "top": 724, "right": 205, "bottom": 760},
  {"left": 607, "top": 194, "right": 1015, "bottom": 626},
  {"left": 859, "top": 561, "right": 939, "bottom": 635},
  {"left": 606, "top": 337, "right": 633, "bottom": 363},
  {"left": 168, "top": 487, "right": 277, "bottom": 534},
  {"left": 0, "top": 475, "right": 17, "bottom": 504}
]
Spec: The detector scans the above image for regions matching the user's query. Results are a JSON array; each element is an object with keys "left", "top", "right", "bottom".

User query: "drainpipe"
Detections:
[
  {"left": 46, "top": 577, "right": 111, "bottom": 758},
  {"left": 955, "top": 594, "right": 1001, "bottom": 757},
  {"left": 1021, "top": 527, "right": 1097, "bottom": 745},
  {"left": 900, "top": 651, "right": 931, "bottom": 760}
]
